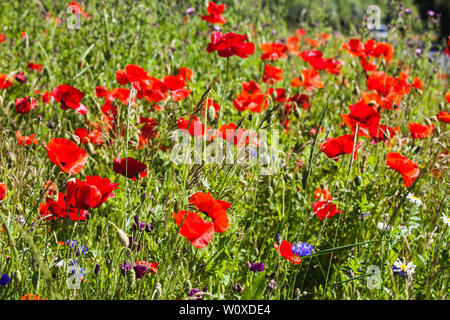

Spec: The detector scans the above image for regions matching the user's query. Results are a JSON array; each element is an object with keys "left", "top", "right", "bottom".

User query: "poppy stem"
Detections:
[{"left": 217, "top": 57, "right": 230, "bottom": 129}]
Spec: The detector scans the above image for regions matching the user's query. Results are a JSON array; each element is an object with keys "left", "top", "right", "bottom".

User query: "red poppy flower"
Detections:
[
  {"left": 446, "top": 92, "right": 450, "bottom": 103},
  {"left": 291, "top": 69, "right": 324, "bottom": 91},
  {"left": 189, "top": 192, "right": 231, "bottom": 233},
  {"left": 14, "top": 72, "right": 27, "bottom": 83},
  {"left": 51, "top": 84, "right": 88, "bottom": 115},
  {"left": 341, "top": 101, "right": 381, "bottom": 138},
  {"left": 201, "top": 1, "right": 226, "bottom": 25},
  {"left": 40, "top": 193, "right": 88, "bottom": 221},
  {"left": 409, "top": 123, "right": 434, "bottom": 139},
  {"left": 0, "top": 74, "right": 13, "bottom": 90},
  {"left": 177, "top": 117, "right": 208, "bottom": 137},
  {"left": 138, "top": 117, "right": 158, "bottom": 149},
  {"left": 21, "top": 294, "right": 45, "bottom": 300},
  {"left": 15, "top": 97, "right": 37, "bottom": 114},
  {"left": 16, "top": 131, "right": 38, "bottom": 146},
  {"left": 314, "top": 186, "right": 332, "bottom": 201},
  {"left": 113, "top": 157, "right": 147, "bottom": 180},
  {"left": 27, "top": 62, "right": 43, "bottom": 73},
  {"left": 178, "top": 67, "right": 194, "bottom": 82},
  {"left": 74, "top": 127, "right": 104, "bottom": 145},
  {"left": 370, "top": 125, "right": 400, "bottom": 144},
  {"left": 412, "top": 77, "right": 422, "bottom": 90},
  {"left": 0, "top": 34, "right": 5, "bottom": 43},
  {"left": 95, "top": 86, "right": 108, "bottom": 98},
  {"left": 218, "top": 123, "right": 259, "bottom": 149},
  {"left": 66, "top": 175, "right": 118, "bottom": 210},
  {"left": 67, "top": 1, "right": 91, "bottom": 18},
  {"left": 262, "top": 64, "right": 283, "bottom": 84},
  {"left": 386, "top": 152, "right": 420, "bottom": 188},
  {"left": 320, "top": 134, "right": 362, "bottom": 161},
  {"left": 173, "top": 210, "right": 215, "bottom": 249},
  {"left": 260, "top": 43, "right": 288, "bottom": 60},
  {"left": 274, "top": 240, "right": 301, "bottom": 264},
  {"left": 206, "top": 31, "right": 255, "bottom": 58},
  {"left": 436, "top": 110, "right": 450, "bottom": 123},
  {"left": 0, "top": 183, "right": 6, "bottom": 201},
  {"left": 287, "top": 35, "right": 300, "bottom": 53},
  {"left": 312, "top": 200, "right": 342, "bottom": 220},
  {"left": 41, "top": 91, "right": 52, "bottom": 104},
  {"left": 46, "top": 138, "right": 88, "bottom": 175},
  {"left": 298, "top": 50, "right": 343, "bottom": 74},
  {"left": 288, "top": 93, "right": 309, "bottom": 111}
]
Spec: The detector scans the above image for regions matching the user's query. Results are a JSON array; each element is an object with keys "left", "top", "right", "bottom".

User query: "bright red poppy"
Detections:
[
  {"left": 15, "top": 97, "right": 37, "bottom": 114},
  {"left": 312, "top": 200, "right": 342, "bottom": 220},
  {"left": 66, "top": 176, "right": 118, "bottom": 210},
  {"left": 21, "top": 294, "right": 45, "bottom": 300},
  {"left": 51, "top": 84, "right": 88, "bottom": 115},
  {"left": 40, "top": 192, "right": 88, "bottom": 221},
  {"left": 412, "top": 77, "right": 422, "bottom": 90},
  {"left": 177, "top": 117, "right": 208, "bottom": 137},
  {"left": 341, "top": 101, "right": 381, "bottom": 138},
  {"left": 206, "top": 31, "right": 255, "bottom": 58},
  {"left": 274, "top": 240, "right": 301, "bottom": 264},
  {"left": 0, "top": 34, "right": 5, "bottom": 43},
  {"left": 95, "top": 86, "right": 108, "bottom": 98},
  {"left": 314, "top": 185, "right": 332, "bottom": 201},
  {"left": 386, "top": 152, "right": 420, "bottom": 188},
  {"left": 262, "top": 64, "right": 283, "bottom": 84},
  {"left": 298, "top": 50, "right": 343, "bottom": 74},
  {"left": 113, "top": 157, "right": 147, "bottom": 180},
  {"left": 320, "top": 134, "right": 362, "bottom": 161},
  {"left": 189, "top": 192, "right": 231, "bottom": 233},
  {"left": 260, "top": 43, "right": 288, "bottom": 60},
  {"left": 0, "top": 183, "right": 6, "bottom": 201},
  {"left": 218, "top": 122, "right": 259, "bottom": 149},
  {"left": 46, "top": 138, "right": 88, "bottom": 175},
  {"left": 0, "top": 74, "right": 13, "bottom": 90},
  {"left": 74, "top": 127, "right": 104, "bottom": 145},
  {"left": 436, "top": 110, "right": 450, "bottom": 123},
  {"left": 67, "top": 1, "right": 91, "bottom": 18},
  {"left": 291, "top": 69, "right": 324, "bottom": 91},
  {"left": 233, "top": 81, "right": 269, "bottom": 113},
  {"left": 173, "top": 210, "right": 215, "bottom": 249},
  {"left": 201, "top": 1, "right": 226, "bottom": 25},
  {"left": 16, "top": 131, "right": 38, "bottom": 146},
  {"left": 409, "top": 123, "right": 434, "bottom": 139},
  {"left": 446, "top": 92, "right": 450, "bottom": 103}
]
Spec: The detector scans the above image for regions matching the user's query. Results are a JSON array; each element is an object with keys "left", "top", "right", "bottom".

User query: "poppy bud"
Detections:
[
  {"left": 207, "top": 105, "right": 216, "bottom": 122},
  {"left": 14, "top": 270, "right": 22, "bottom": 283},
  {"left": 248, "top": 114, "right": 253, "bottom": 121},
  {"left": 353, "top": 175, "right": 362, "bottom": 187},
  {"left": 32, "top": 272, "right": 39, "bottom": 288},
  {"left": 294, "top": 107, "right": 301, "bottom": 118},
  {"left": 127, "top": 268, "right": 136, "bottom": 287},
  {"left": 94, "top": 264, "right": 100, "bottom": 275},
  {"left": 294, "top": 288, "right": 301, "bottom": 297}
]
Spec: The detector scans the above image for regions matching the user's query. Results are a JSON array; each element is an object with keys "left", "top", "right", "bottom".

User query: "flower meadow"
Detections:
[{"left": 0, "top": 0, "right": 449, "bottom": 301}]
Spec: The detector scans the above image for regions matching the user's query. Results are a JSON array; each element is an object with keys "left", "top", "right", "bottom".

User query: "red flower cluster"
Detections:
[{"left": 234, "top": 81, "right": 270, "bottom": 113}]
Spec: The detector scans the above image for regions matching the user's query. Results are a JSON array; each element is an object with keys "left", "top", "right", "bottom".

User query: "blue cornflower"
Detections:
[
  {"left": 69, "top": 260, "right": 84, "bottom": 277},
  {"left": 66, "top": 240, "right": 88, "bottom": 255},
  {"left": 291, "top": 242, "right": 314, "bottom": 257},
  {"left": 0, "top": 273, "right": 10, "bottom": 286}
]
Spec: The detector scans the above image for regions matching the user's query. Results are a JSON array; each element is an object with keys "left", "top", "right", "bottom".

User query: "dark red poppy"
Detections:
[
  {"left": 27, "top": 62, "right": 43, "bottom": 73},
  {"left": 274, "top": 240, "right": 301, "bottom": 264},
  {"left": 206, "top": 31, "right": 255, "bottom": 58},
  {"left": 201, "top": 1, "right": 226, "bottom": 25},
  {"left": 0, "top": 183, "right": 6, "bottom": 201},
  {"left": 173, "top": 210, "right": 215, "bottom": 249},
  {"left": 189, "top": 192, "right": 231, "bottom": 233},
  {"left": 262, "top": 64, "right": 283, "bottom": 84},
  {"left": 15, "top": 97, "right": 37, "bottom": 113},
  {"left": 14, "top": 72, "right": 27, "bottom": 83},
  {"left": 95, "top": 86, "right": 108, "bottom": 98},
  {"left": 320, "top": 134, "right": 363, "bottom": 161},
  {"left": 312, "top": 200, "right": 342, "bottom": 220},
  {"left": 386, "top": 152, "right": 420, "bottom": 188},
  {"left": 51, "top": 84, "right": 87, "bottom": 115},
  {"left": 138, "top": 117, "right": 158, "bottom": 149},
  {"left": 113, "top": 157, "right": 147, "bottom": 180},
  {"left": 46, "top": 138, "right": 88, "bottom": 175},
  {"left": 409, "top": 123, "right": 434, "bottom": 139},
  {"left": 260, "top": 43, "right": 288, "bottom": 60}
]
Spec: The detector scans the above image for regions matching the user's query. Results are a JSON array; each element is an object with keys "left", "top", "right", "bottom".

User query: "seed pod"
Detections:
[
  {"left": 294, "top": 107, "right": 301, "bottom": 118},
  {"left": 116, "top": 228, "right": 130, "bottom": 247},
  {"left": 353, "top": 175, "right": 362, "bottom": 187},
  {"left": 94, "top": 264, "right": 100, "bottom": 275},
  {"left": 207, "top": 105, "right": 216, "bottom": 122}
]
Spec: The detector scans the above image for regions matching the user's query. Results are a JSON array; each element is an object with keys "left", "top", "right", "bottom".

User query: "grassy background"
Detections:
[{"left": 0, "top": 0, "right": 448, "bottom": 300}]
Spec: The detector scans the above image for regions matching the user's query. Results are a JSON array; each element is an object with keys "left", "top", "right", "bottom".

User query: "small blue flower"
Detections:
[
  {"left": 69, "top": 260, "right": 84, "bottom": 277},
  {"left": 66, "top": 240, "right": 88, "bottom": 255},
  {"left": 291, "top": 242, "right": 314, "bottom": 257},
  {"left": 249, "top": 148, "right": 258, "bottom": 158},
  {"left": 0, "top": 273, "right": 10, "bottom": 286}
]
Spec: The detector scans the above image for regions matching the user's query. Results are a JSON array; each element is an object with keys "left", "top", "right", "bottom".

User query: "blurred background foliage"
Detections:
[{"left": 261, "top": 0, "right": 449, "bottom": 43}]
